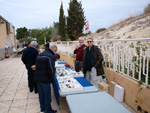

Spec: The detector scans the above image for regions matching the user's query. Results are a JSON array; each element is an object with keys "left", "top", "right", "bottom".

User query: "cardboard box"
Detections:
[
  {"left": 109, "top": 81, "right": 118, "bottom": 97},
  {"left": 98, "top": 82, "right": 109, "bottom": 91},
  {"left": 114, "top": 85, "right": 124, "bottom": 102}
]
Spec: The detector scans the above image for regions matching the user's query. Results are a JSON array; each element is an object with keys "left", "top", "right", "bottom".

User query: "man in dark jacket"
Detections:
[
  {"left": 74, "top": 37, "right": 86, "bottom": 72},
  {"left": 34, "top": 45, "right": 57, "bottom": 113},
  {"left": 21, "top": 41, "right": 38, "bottom": 93},
  {"left": 83, "top": 38, "right": 104, "bottom": 86}
]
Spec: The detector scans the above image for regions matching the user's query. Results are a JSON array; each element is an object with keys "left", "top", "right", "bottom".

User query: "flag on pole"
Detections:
[{"left": 85, "top": 20, "right": 89, "bottom": 33}]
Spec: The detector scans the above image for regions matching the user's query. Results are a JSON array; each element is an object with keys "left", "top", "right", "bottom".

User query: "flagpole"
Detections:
[
  {"left": 88, "top": 20, "right": 89, "bottom": 33},
  {"left": 85, "top": 20, "right": 89, "bottom": 33},
  {"left": 87, "top": 20, "right": 89, "bottom": 33}
]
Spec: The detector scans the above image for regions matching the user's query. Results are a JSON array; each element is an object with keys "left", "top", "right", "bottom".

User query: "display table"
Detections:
[
  {"left": 59, "top": 86, "right": 98, "bottom": 97},
  {"left": 66, "top": 92, "right": 131, "bottom": 113},
  {"left": 53, "top": 76, "right": 98, "bottom": 105},
  {"left": 57, "top": 62, "right": 71, "bottom": 69},
  {"left": 53, "top": 62, "right": 98, "bottom": 105}
]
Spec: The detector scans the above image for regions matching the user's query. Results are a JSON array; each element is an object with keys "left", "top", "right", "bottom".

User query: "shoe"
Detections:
[
  {"left": 35, "top": 90, "right": 38, "bottom": 94},
  {"left": 29, "top": 88, "right": 33, "bottom": 92},
  {"left": 51, "top": 111, "right": 56, "bottom": 113},
  {"left": 51, "top": 109, "right": 57, "bottom": 113}
]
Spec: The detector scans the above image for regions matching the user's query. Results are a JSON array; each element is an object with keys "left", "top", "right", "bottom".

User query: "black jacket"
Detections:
[
  {"left": 34, "top": 48, "right": 56, "bottom": 83},
  {"left": 83, "top": 45, "right": 104, "bottom": 76},
  {"left": 21, "top": 47, "right": 38, "bottom": 65}
]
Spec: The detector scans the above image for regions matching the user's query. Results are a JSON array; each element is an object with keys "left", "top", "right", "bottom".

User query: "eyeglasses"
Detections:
[{"left": 87, "top": 41, "right": 92, "bottom": 43}]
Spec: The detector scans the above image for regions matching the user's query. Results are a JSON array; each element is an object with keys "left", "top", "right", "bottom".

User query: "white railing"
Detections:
[{"left": 51, "top": 38, "right": 150, "bottom": 86}]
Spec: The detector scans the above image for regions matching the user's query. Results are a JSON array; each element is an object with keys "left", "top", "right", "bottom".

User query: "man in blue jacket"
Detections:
[{"left": 34, "top": 45, "right": 57, "bottom": 113}]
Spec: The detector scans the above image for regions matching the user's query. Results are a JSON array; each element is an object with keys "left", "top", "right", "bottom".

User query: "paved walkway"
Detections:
[
  {"left": 0, "top": 57, "right": 69, "bottom": 113},
  {"left": 0, "top": 56, "right": 136, "bottom": 113}
]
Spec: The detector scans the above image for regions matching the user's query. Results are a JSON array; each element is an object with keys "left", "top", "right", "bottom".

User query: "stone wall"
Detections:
[
  {"left": 7, "top": 47, "right": 13, "bottom": 55},
  {"left": 0, "top": 23, "right": 6, "bottom": 49},
  {"left": 105, "top": 68, "right": 150, "bottom": 113},
  {"left": 58, "top": 52, "right": 75, "bottom": 68},
  {"left": 0, "top": 48, "right": 5, "bottom": 60}
]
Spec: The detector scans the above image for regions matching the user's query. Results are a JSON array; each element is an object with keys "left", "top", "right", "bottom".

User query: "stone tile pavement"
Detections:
[
  {"left": 0, "top": 56, "right": 136, "bottom": 113},
  {"left": 0, "top": 57, "right": 69, "bottom": 113}
]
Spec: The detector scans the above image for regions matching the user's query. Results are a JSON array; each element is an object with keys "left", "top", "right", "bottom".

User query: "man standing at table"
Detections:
[
  {"left": 82, "top": 37, "right": 104, "bottom": 86},
  {"left": 74, "top": 37, "right": 86, "bottom": 72},
  {"left": 21, "top": 41, "right": 38, "bottom": 93},
  {"left": 34, "top": 45, "right": 57, "bottom": 113}
]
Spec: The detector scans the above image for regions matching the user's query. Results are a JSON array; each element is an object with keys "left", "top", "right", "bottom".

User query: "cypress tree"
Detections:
[
  {"left": 67, "top": 0, "right": 86, "bottom": 41},
  {"left": 58, "top": 2, "right": 66, "bottom": 41}
]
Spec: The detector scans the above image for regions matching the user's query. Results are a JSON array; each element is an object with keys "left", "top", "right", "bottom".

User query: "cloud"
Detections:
[{"left": 0, "top": 0, "right": 150, "bottom": 32}]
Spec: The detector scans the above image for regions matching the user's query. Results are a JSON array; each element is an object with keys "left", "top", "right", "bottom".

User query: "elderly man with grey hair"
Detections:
[
  {"left": 31, "top": 41, "right": 38, "bottom": 48},
  {"left": 34, "top": 44, "right": 57, "bottom": 113},
  {"left": 74, "top": 37, "right": 86, "bottom": 72},
  {"left": 21, "top": 41, "right": 39, "bottom": 93}
]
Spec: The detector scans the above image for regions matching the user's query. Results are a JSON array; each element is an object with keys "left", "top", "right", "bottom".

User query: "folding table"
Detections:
[
  {"left": 66, "top": 92, "right": 131, "bottom": 113},
  {"left": 53, "top": 62, "right": 99, "bottom": 106},
  {"left": 53, "top": 76, "right": 98, "bottom": 105}
]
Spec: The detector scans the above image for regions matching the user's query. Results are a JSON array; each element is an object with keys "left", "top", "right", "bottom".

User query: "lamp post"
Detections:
[{"left": 44, "top": 36, "right": 46, "bottom": 44}]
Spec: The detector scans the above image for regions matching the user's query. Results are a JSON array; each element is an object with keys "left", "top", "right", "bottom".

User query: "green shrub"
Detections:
[
  {"left": 144, "top": 4, "right": 150, "bottom": 14},
  {"left": 96, "top": 28, "right": 106, "bottom": 33}
]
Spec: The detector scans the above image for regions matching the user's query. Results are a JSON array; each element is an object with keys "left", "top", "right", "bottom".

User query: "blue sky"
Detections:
[{"left": 0, "top": 0, "right": 150, "bottom": 32}]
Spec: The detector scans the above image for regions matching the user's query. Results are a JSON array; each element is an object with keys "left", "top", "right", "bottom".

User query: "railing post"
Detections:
[
  {"left": 113, "top": 40, "right": 116, "bottom": 71},
  {"left": 145, "top": 47, "right": 149, "bottom": 85},
  {"left": 127, "top": 46, "right": 129, "bottom": 76},
  {"left": 138, "top": 47, "right": 142, "bottom": 81},
  {"left": 122, "top": 45, "right": 125, "bottom": 73},
  {"left": 67, "top": 41, "right": 69, "bottom": 55},
  {"left": 61, "top": 42, "right": 62, "bottom": 53},
  {"left": 95, "top": 41, "right": 98, "bottom": 46}
]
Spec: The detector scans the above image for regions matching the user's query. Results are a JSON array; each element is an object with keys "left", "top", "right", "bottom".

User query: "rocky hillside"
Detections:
[{"left": 84, "top": 13, "right": 150, "bottom": 40}]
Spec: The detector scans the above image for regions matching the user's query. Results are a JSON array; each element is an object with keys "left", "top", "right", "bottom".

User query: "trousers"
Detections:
[
  {"left": 37, "top": 83, "right": 52, "bottom": 113},
  {"left": 75, "top": 60, "right": 82, "bottom": 72}
]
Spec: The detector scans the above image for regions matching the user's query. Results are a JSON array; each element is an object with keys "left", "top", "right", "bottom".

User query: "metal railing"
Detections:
[{"left": 51, "top": 38, "right": 150, "bottom": 86}]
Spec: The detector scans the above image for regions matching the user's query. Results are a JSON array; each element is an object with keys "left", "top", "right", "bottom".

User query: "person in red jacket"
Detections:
[{"left": 74, "top": 37, "right": 86, "bottom": 72}]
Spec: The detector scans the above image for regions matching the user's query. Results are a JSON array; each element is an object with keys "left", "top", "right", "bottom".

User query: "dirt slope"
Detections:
[{"left": 84, "top": 13, "right": 150, "bottom": 40}]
